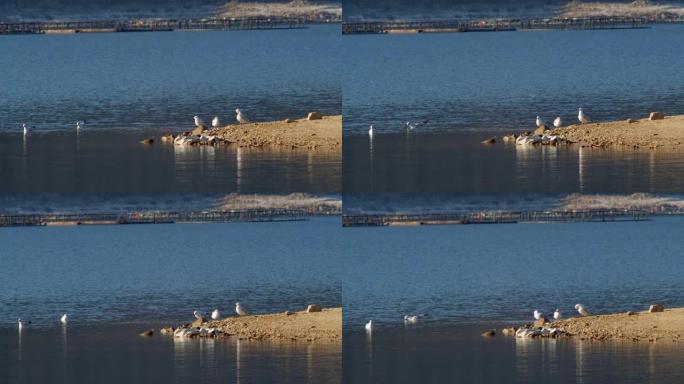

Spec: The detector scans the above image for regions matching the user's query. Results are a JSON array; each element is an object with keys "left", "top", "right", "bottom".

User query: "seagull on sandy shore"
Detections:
[
  {"left": 575, "top": 304, "right": 590, "bottom": 317},
  {"left": 533, "top": 310, "right": 547, "bottom": 321},
  {"left": 211, "top": 116, "right": 221, "bottom": 128},
  {"left": 553, "top": 309, "right": 561, "bottom": 320},
  {"left": 365, "top": 320, "right": 373, "bottom": 331},
  {"left": 211, "top": 309, "right": 221, "bottom": 320},
  {"left": 235, "top": 109, "right": 249, "bottom": 124},
  {"left": 536, "top": 116, "right": 544, "bottom": 127},
  {"left": 578, "top": 108, "right": 590, "bottom": 124},
  {"left": 368, "top": 125, "right": 374, "bottom": 137},
  {"left": 193, "top": 116, "right": 204, "bottom": 127},
  {"left": 235, "top": 302, "right": 249, "bottom": 317},
  {"left": 193, "top": 310, "right": 204, "bottom": 319},
  {"left": 553, "top": 117, "right": 562, "bottom": 128},
  {"left": 404, "top": 315, "right": 418, "bottom": 324},
  {"left": 60, "top": 314, "right": 68, "bottom": 324}
]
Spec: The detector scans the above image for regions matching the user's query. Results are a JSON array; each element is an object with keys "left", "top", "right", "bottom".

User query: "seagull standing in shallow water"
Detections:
[
  {"left": 76, "top": 121, "right": 85, "bottom": 130},
  {"left": 368, "top": 125, "right": 374, "bottom": 137},
  {"left": 553, "top": 117, "right": 562, "bottom": 128},
  {"left": 575, "top": 304, "right": 590, "bottom": 317},
  {"left": 60, "top": 314, "right": 68, "bottom": 325},
  {"left": 404, "top": 315, "right": 418, "bottom": 324},
  {"left": 553, "top": 309, "right": 561, "bottom": 320},
  {"left": 22, "top": 123, "right": 28, "bottom": 135},
  {"left": 235, "top": 109, "right": 249, "bottom": 124},
  {"left": 365, "top": 320, "right": 373, "bottom": 331},
  {"left": 18, "top": 319, "right": 25, "bottom": 330},
  {"left": 212, "top": 116, "right": 221, "bottom": 128},
  {"left": 235, "top": 302, "right": 249, "bottom": 316},
  {"left": 211, "top": 309, "right": 221, "bottom": 320},
  {"left": 578, "top": 108, "right": 590, "bottom": 124}
]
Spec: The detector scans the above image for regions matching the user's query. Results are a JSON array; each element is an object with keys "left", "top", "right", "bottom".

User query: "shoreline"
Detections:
[
  {"left": 162, "top": 307, "right": 341, "bottom": 343},
  {"left": 506, "top": 307, "right": 683, "bottom": 343}
]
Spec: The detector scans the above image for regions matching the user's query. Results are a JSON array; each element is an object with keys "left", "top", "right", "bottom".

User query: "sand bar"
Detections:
[
  {"left": 208, "top": 115, "right": 341, "bottom": 151},
  {"left": 549, "top": 114, "right": 684, "bottom": 150},
  {"left": 550, "top": 307, "right": 683, "bottom": 343}
]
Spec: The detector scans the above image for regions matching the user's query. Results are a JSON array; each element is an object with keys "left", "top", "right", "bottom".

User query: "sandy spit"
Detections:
[
  {"left": 550, "top": 307, "right": 683, "bottom": 343},
  {"left": 549, "top": 114, "right": 684, "bottom": 150},
  {"left": 208, "top": 115, "right": 341, "bottom": 151},
  {"left": 207, "top": 307, "right": 341, "bottom": 342}
]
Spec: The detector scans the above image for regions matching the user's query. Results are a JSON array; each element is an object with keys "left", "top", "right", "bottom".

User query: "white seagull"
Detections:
[
  {"left": 368, "top": 125, "right": 374, "bottom": 137},
  {"left": 553, "top": 309, "right": 561, "bottom": 320},
  {"left": 193, "top": 116, "right": 204, "bottom": 127},
  {"left": 18, "top": 318, "right": 25, "bottom": 330},
  {"left": 235, "top": 109, "right": 249, "bottom": 124},
  {"left": 193, "top": 310, "right": 203, "bottom": 319},
  {"left": 76, "top": 120, "right": 85, "bottom": 130},
  {"left": 211, "top": 116, "right": 221, "bottom": 128},
  {"left": 211, "top": 309, "right": 221, "bottom": 320},
  {"left": 553, "top": 117, "right": 562, "bottom": 128},
  {"left": 235, "top": 302, "right": 249, "bottom": 317},
  {"left": 365, "top": 320, "right": 373, "bottom": 331},
  {"left": 60, "top": 314, "right": 68, "bottom": 324},
  {"left": 578, "top": 108, "right": 590, "bottom": 124},
  {"left": 22, "top": 123, "right": 28, "bottom": 135},
  {"left": 535, "top": 116, "right": 544, "bottom": 127},
  {"left": 575, "top": 304, "right": 590, "bottom": 317},
  {"left": 404, "top": 315, "right": 418, "bottom": 324},
  {"left": 405, "top": 120, "right": 429, "bottom": 130},
  {"left": 533, "top": 310, "right": 546, "bottom": 321}
]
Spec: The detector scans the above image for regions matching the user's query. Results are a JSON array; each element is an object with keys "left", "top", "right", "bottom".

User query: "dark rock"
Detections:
[
  {"left": 501, "top": 327, "right": 516, "bottom": 336},
  {"left": 285, "top": 118, "right": 295, "bottom": 123},
  {"left": 481, "top": 137, "right": 496, "bottom": 144},
  {"left": 649, "top": 112, "right": 665, "bottom": 120},
  {"left": 626, "top": 311, "right": 636, "bottom": 316},
  {"left": 140, "top": 138, "right": 154, "bottom": 144},
  {"left": 284, "top": 311, "right": 294, "bottom": 316},
  {"left": 481, "top": 330, "right": 496, "bottom": 337},
  {"left": 307, "top": 112, "right": 323, "bottom": 120},
  {"left": 160, "top": 327, "right": 174, "bottom": 335},
  {"left": 139, "top": 329, "right": 154, "bottom": 337},
  {"left": 649, "top": 304, "right": 665, "bottom": 313},
  {"left": 626, "top": 118, "right": 636, "bottom": 124},
  {"left": 306, "top": 304, "right": 322, "bottom": 313},
  {"left": 161, "top": 134, "right": 175, "bottom": 142}
]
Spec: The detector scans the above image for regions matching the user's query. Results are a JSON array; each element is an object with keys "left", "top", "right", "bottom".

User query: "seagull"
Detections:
[
  {"left": 365, "top": 320, "right": 373, "bottom": 331},
  {"left": 211, "top": 309, "right": 220, "bottom": 320},
  {"left": 235, "top": 109, "right": 249, "bottom": 124},
  {"left": 553, "top": 117, "right": 562, "bottom": 128},
  {"left": 60, "top": 314, "right": 68, "bottom": 324},
  {"left": 533, "top": 310, "right": 547, "bottom": 321},
  {"left": 211, "top": 116, "right": 221, "bottom": 128},
  {"left": 193, "top": 310, "right": 203, "bottom": 319},
  {"left": 578, "top": 108, "right": 590, "bottom": 124},
  {"left": 404, "top": 315, "right": 418, "bottom": 324},
  {"left": 405, "top": 120, "right": 429, "bottom": 130},
  {"left": 18, "top": 318, "right": 25, "bottom": 330},
  {"left": 535, "top": 116, "right": 544, "bottom": 127},
  {"left": 76, "top": 120, "right": 85, "bottom": 130},
  {"left": 22, "top": 123, "right": 28, "bottom": 135},
  {"left": 575, "top": 304, "right": 590, "bottom": 317},
  {"left": 368, "top": 125, "right": 374, "bottom": 137},
  {"left": 193, "top": 116, "right": 204, "bottom": 127},
  {"left": 553, "top": 309, "right": 561, "bottom": 320},
  {"left": 235, "top": 302, "right": 249, "bottom": 317}
]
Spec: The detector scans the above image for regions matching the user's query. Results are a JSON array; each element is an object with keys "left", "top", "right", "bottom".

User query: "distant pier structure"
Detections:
[
  {"left": 0, "top": 16, "right": 307, "bottom": 35},
  {"left": 342, "top": 16, "right": 653, "bottom": 34}
]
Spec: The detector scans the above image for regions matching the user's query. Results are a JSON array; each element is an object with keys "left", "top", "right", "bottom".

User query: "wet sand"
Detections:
[
  {"left": 208, "top": 115, "right": 341, "bottom": 151},
  {"left": 549, "top": 307, "right": 683, "bottom": 343},
  {"left": 550, "top": 114, "right": 684, "bottom": 150}
]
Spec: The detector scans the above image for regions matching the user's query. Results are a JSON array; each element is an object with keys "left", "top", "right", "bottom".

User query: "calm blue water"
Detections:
[
  {"left": 342, "top": 217, "right": 684, "bottom": 328},
  {"left": 343, "top": 25, "right": 684, "bottom": 135},
  {"left": 1, "top": 26, "right": 340, "bottom": 133},
  {"left": 0, "top": 217, "right": 341, "bottom": 328},
  {"left": 342, "top": 26, "right": 684, "bottom": 193}
]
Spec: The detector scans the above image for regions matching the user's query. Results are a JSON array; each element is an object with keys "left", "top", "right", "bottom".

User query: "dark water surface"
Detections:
[
  {"left": 342, "top": 26, "right": 684, "bottom": 193},
  {"left": 0, "top": 26, "right": 341, "bottom": 193},
  {"left": 344, "top": 327, "right": 683, "bottom": 384},
  {"left": 0, "top": 325, "right": 340, "bottom": 384}
]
